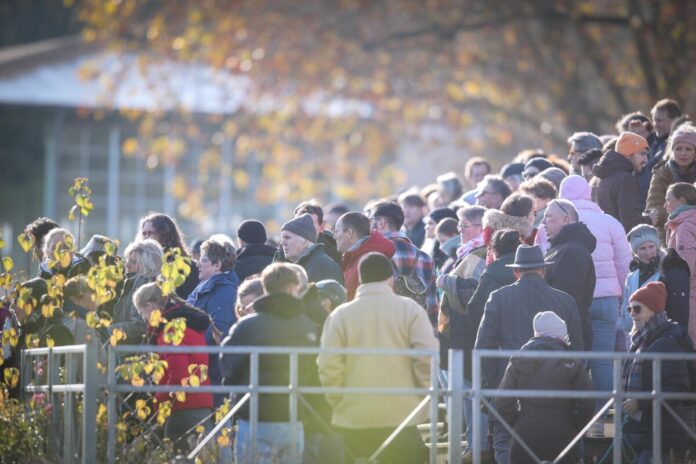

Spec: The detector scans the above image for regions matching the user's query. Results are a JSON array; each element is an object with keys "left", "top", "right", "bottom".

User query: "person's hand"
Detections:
[
  {"left": 623, "top": 398, "right": 640, "bottom": 415},
  {"left": 436, "top": 275, "right": 446, "bottom": 289},
  {"left": 629, "top": 119, "right": 651, "bottom": 140}
]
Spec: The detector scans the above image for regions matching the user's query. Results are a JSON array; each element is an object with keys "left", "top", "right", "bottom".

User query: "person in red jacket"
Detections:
[
  {"left": 133, "top": 282, "right": 213, "bottom": 452},
  {"left": 333, "top": 212, "right": 396, "bottom": 300}
]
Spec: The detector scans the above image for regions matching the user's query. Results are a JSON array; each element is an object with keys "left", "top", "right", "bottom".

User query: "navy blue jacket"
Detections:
[{"left": 186, "top": 271, "right": 239, "bottom": 345}]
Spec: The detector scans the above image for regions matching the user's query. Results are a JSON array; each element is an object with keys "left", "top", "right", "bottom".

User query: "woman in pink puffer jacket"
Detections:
[{"left": 559, "top": 175, "right": 633, "bottom": 300}]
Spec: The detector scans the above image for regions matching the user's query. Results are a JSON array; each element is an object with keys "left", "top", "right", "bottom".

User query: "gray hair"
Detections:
[
  {"left": 124, "top": 239, "right": 163, "bottom": 279},
  {"left": 567, "top": 132, "right": 602, "bottom": 153},
  {"left": 548, "top": 199, "right": 579, "bottom": 222},
  {"left": 457, "top": 205, "right": 486, "bottom": 224},
  {"left": 42, "top": 228, "right": 75, "bottom": 260}
]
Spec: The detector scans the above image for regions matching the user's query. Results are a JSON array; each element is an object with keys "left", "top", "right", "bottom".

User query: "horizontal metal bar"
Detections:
[
  {"left": 111, "top": 345, "right": 438, "bottom": 356},
  {"left": 25, "top": 384, "right": 86, "bottom": 393},
  {"left": 480, "top": 389, "right": 696, "bottom": 400},
  {"left": 23, "top": 345, "right": 87, "bottom": 356},
  {"left": 109, "top": 385, "right": 434, "bottom": 395},
  {"left": 475, "top": 349, "right": 696, "bottom": 361}
]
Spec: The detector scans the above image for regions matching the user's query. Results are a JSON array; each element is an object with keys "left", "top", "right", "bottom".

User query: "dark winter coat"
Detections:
[
  {"left": 449, "top": 252, "right": 516, "bottom": 378},
  {"left": 234, "top": 243, "right": 276, "bottom": 282},
  {"left": 591, "top": 150, "right": 649, "bottom": 232},
  {"left": 39, "top": 254, "right": 91, "bottom": 280},
  {"left": 111, "top": 273, "right": 153, "bottom": 344},
  {"left": 219, "top": 292, "right": 319, "bottom": 422},
  {"left": 495, "top": 337, "right": 593, "bottom": 464},
  {"left": 175, "top": 263, "right": 200, "bottom": 300},
  {"left": 405, "top": 220, "right": 426, "bottom": 249},
  {"left": 623, "top": 319, "right": 692, "bottom": 451},
  {"left": 660, "top": 249, "right": 691, "bottom": 329},
  {"left": 296, "top": 243, "right": 344, "bottom": 284},
  {"left": 544, "top": 222, "right": 597, "bottom": 352},
  {"left": 342, "top": 231, "right": 396, "bottom": 300},
  {"left": 474, "top": 273, "right": 584, "bottom": 388}
]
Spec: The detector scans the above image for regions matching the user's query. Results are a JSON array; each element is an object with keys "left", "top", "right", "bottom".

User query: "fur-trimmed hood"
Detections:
[{"left": 482, "top": 209, "right": 533, "bottom": 238}]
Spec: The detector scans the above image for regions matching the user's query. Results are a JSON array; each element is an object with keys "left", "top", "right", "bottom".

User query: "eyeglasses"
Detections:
[
  {"left": 199, "top": 256, "right": 211, "bottom": 264},
  {"left": 458, "top": 223, "right": 482, "bottom": 230},
  {"left": 628, "top": 304, "right": 642, "bottom": 314},
  {"left": 553, "top": 201, "right": 572, "bottom": 217}
]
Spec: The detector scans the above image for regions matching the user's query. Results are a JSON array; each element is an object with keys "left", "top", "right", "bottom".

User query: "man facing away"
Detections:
[
  {"left": 317, "top": 252, "right": 437, "bottom": 464},
  {"left": 474, "top": 244, "right": 583, "bottom": 464}
]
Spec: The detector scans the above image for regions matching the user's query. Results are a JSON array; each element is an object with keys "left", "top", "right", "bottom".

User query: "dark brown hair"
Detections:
[
  {"left": 667, "top": 183, "right": 696, "bottom": 206},
  {"left": 137, "top": 212, "right": 189, "bottom": 256},
  {"left": 201, "top": 239, "right": 237, "bottom": 272}
]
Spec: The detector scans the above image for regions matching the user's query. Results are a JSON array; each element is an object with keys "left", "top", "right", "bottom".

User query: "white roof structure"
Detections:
[{"left": 0, "top": 35, "right": 373, "bottom": 118}]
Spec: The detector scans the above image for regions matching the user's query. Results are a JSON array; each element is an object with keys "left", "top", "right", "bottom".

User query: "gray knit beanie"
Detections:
[
  {"left": 281, "top": 214, "right": 317, "bottom": 243},
  {"left": 533, "top": 311, "right": 567, "bottom": 341},
  {"left": 627, "top": 224, "right": 660, "bottom": 254}
]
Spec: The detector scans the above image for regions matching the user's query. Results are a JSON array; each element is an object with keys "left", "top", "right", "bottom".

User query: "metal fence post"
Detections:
[
  {"left": 652, "top": 359, "right": 662, "bottom": 464},
  {"left": 107, "top": 347, "right": 117, "bottom": 464},
  {"left": 612, "top": 357, "right": 623, "bottom": 464},
  {"left": 429, "top": 355, "right": 439, "bottom": 464},
  {"left": 472, "top": 350, "right": 482, "bottom": 464},
  {"left": 82, "top": 340, "right": 98, "bottom": 464},
  {"left": 63, "top": 352, "right": 76, "bottom": 463},
  {"left": 447, "top": 350, "right": 463, "bottom": 464},
  {"left": 289, "top": 352, "right": 299, "bottom": 463},
  {"left": 250, "top": 352, "right": 259, "bottom": 462},
  {"left": 47, "top": 347, "right": 61, "bottom": 456}
]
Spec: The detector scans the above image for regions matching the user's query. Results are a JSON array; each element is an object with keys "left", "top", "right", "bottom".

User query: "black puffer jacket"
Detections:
[
  {"left": 659, "top": 248, "right": 691, "bottom": 329},
  {"left": 624, "top": 319, "right": 692, "bottom": 451},
  {"left": 219, "top": 292, "right": 319, "bottom": 422},
  {"left": 544, "top": 222, "right": 597, "bottom": 352},
  {"left": 234, "top": 243, "right": 276, "bottom": 282},
  {"left": 591, "top": 150, "right": 649, "bottom": 232},
  {"left": 495, "top": 336, "right": 593, "bottom": 464}
]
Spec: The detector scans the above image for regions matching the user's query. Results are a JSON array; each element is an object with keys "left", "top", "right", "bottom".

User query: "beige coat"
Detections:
[{"left": 317, "top": 282, "right": 438, "bottom": 429}]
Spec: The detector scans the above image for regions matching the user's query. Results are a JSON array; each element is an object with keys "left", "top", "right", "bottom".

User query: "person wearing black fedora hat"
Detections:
[{"left": 475, "top": 243, "right": 584, "bottom": 464}]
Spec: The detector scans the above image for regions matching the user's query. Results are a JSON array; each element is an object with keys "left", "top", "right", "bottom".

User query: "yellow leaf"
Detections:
[
  {"left": 86, "top": 312, "right": 100, "bottom": 329},
  {"left": 195, "top": 425, "right": 205, "bottom": 434},
  {"left": 149, "top": 309, "right": 164, "bottom": 327},
  {"left": 189, "top": 374, "right": 200, "bottom": 387},
  {"left": 3, "top": 367, "right": 19, "bottom": 388},
  {"left": 217, "top": 428, "right": 231, "bottom": 447},
  {"left": 25, "top": 334, "right": 40, "bottom": 348},
  {"left": 17, "top": 232, "right": 35, "bottom": 253},
  {"left": 2, "top": 256, "right": 13, "bottom": 272},
  {"left": 131, "top": 375, "right": 144, "bottom": 387},
  {"left": 110, "top": 328, "right": 125, "bottom": 346},
  {"left": 2, "top": 327, "right": 18, "bottom": 347},
  {"left": 45, "top": 335, "right": 55, "bottom": 348},
  {"left": 175, "top": 391, "right": 186, "bottom": 402},
  {"left": 42, "top": 304, "right": 55, "bottom": 318}
]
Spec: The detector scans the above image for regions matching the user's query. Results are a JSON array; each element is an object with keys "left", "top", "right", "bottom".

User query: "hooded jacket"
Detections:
[
  {"left": 220, "top": 292, "right": 319, "bottom": 422},
  {"left": 590, "top": 150, "right": 648, "bottom": 232},
  {"left": 186, "top": 271, "right": 239, "bottom": 346},
  {"left": 495, "top": 336, "right": 593, "bottom": 464},
  {"left": 559, "top": 175, "right": 632, "bottom": 298},
  {"left": 234, "top": 243, "right": 276, "bottom": 282},
  {"left": 341, "top": 231, "right": 396, "bottom": 300},
  {"left": 544, "top": 222, "right": 597, "bottom": 351},
  {"left": 149, "top": 301, "right": 213, "bottom": 412},
  {"left": 665, "top": 207, "right": 696, "bottom": 342}
]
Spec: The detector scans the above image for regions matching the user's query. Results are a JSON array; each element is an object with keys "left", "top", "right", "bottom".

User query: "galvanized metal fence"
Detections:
[{"left": 19, "top": 344, "right": 696, "bottom": 464}]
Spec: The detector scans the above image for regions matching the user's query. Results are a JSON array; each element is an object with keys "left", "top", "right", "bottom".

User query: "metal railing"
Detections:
[
  {"left": 20, "top": 341, "right": 98, "bottom": 464},
  {"left": 20, "top": 344, "right": 696, "bottom": 464},
  {"left": 471, "top": 349, "right": 696, "bottom": 464}
]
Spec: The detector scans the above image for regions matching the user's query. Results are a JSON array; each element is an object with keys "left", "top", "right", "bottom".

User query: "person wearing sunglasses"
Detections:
[{"left": 623, "top": 281, "right": 692, "bottom": 464}]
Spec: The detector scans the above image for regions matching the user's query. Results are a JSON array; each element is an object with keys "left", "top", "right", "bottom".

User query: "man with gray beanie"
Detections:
[
  {"left": 318, "top": 252, "right": 437, "bottom": 463},
  {"left": 494, "top": 310, "right": 593, "bottom": 464},
  {"left": 277, "top": 213, "right": 343, "bottom": 284}
]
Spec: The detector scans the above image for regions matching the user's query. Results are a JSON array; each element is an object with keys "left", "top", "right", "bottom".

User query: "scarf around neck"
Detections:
[
  {"left": 456, "top": 233, "right": 485, "bottom": 259},
  {"left": 624, "top": 312, "right": 669, "bottom": 393},
  {"left": 668, "top": 204, "right": 696, "bottom": 221}
]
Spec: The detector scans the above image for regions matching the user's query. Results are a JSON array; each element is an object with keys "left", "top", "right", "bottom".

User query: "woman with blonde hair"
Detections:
[
  {"left": 110, "top": 239, "right": 163, "bottom": 344},
  {"left": 645, "top": 122, "right": 696, "bottom": 242}
]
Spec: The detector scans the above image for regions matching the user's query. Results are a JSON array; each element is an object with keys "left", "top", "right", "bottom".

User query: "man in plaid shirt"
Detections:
[{"left": 368, "top": 200, "right": 438, "bottom": 324}]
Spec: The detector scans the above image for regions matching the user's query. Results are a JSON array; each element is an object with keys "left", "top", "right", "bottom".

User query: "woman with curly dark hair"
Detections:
[{"left": 135, "top": 212, "right": 199, "bottom": 298}]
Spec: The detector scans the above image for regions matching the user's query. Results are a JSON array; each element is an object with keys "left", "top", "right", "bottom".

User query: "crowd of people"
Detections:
[{"left": 2, "top": 98, "right": 696, "bottom": 464}]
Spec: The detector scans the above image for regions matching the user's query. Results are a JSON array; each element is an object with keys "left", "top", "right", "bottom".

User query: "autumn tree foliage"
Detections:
[{"left": 72, "top": 0, "right": 695, "bottom": 217}]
